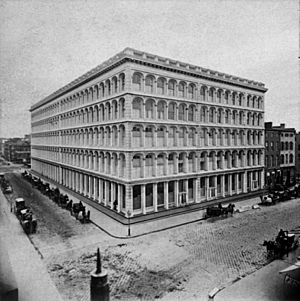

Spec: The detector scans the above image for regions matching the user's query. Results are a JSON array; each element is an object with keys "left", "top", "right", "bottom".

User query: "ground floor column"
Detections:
[
  {"left": 117, "top": 184, "right": 122, "bottom": 213},
  {"left": 141, "top": 184, "right": 146, "bottom": 214},
  {"left": 228, "top": 174, "right": 232, "bottom": 196},
  {"left": 164, "top": 182, "right": 169, "bottom": 210},
  {"left": 184, "top": 179, "right": 189, "bottom": 203},
  {"left": 98, "top": 179, "right": 103, "bottom": 203},
  {"left": 105, "top": 181, "right": 109, "bottom": 206},
  {"left": 205, "top": 177, "right": 209, "bottom": 200},
  {"left": 110, "top": 182, "right": 115, "bottom": 209},
  {"left": 153, "top": 183, "right": 158, "bottom": 212},
  {"left": 174, "top": 180, "right": 179, "bottom": 207},
  {"left": 125, "top": 185, "right": 133, "bottom": 213}
]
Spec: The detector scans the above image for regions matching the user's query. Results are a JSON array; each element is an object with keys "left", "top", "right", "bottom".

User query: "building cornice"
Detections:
[{"left": 30, "top": 47, "right": 267, "bottom": 112}]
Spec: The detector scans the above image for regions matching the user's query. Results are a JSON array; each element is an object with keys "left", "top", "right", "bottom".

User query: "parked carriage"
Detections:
[
  {"left": 14, "top": 198, "right": 37, "bottom": 234},
  {"left": 263, "top": 230, "right": 299, "bottom": 258},
  {"left": 206, "top": 203, "right": 235, "bottom": 218}
]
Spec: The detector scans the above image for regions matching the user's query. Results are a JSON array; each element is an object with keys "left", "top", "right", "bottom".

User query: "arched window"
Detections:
[
  {"left": 145, "top": 99, "right": 154, "bottom": 118},
  {"left": 119, "top": 73, "right": 125, "bottom": 91},
  {"left": 209, "top": 108, "right": 214, "bottom": 123},
  {"left": 157, "top": 78, "right": 165, "bottom": 94},
  {"left": 289, "top": 142, "right": 293, "bottom": 150},
  {"left": 188, "top": 106, "right": 195, "bottom": 121},
  {"left": 168, "top": 80, "right": 175, "bottom": 96},
  {"left": 200, "top": 86, "right": 206, "bottom": 101},
  {"left": 208, "top": 89, "right": 213, "bottom": 102},
  {"left": 200, "top": 107, "right": 206, "bottom": 122},
  {"left": 178, "top": 82, "right": 185, "bottom": 98},
  {"left": 289, "top": 154, "right": 294, "bottom": 163},
  {"left": 217, "top": 90, "right": 222, "bottom": 103},
  {"left": 157, "top": 101, "right": 165, "bottom": 119},
  {"left": 217, "top": 109, "right": 222, "bottom": 123},
  {"left": 145, "top": 76, "right": 154, "bottom": 93},
  {"left": 188, "top": 84, "right": 195, "bottom": 99},
  {"left": 225, "top": 110, "right": 229, "bottom": 124},
  {"left": 178, "top": 104, "right": 185, "bottom": 120},
  {"left": 132, "top": 73, "right": 142, "bottom": 90},
  {"left": 168, "top": 103, "right": 176, "bottom": 120},
  {"left": 132, "top": 98, "right": 142, "bottom": 118},
  {"left": 285, "top": 142, "right": 288, "bottom": 150},
  {"left": 225, "top": 91, "right": 229, "bottom": 104}
]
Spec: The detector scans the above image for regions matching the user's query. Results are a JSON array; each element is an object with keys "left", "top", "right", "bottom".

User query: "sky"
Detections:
[{"left": 0, "top": 0, "right": 299, "bottom": 138}]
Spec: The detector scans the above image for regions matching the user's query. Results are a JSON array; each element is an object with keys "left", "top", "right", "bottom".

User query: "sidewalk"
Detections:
[
  {"left": 0, "top": 191, "right": 64, "bottom": 301},
  {"left": 52, "top": 181, "right": 262, "bottom": 238}
]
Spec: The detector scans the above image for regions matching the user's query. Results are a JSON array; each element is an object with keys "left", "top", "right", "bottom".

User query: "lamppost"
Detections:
[{"left": 126, "top": 210, "right": 132, "bottom": 237}]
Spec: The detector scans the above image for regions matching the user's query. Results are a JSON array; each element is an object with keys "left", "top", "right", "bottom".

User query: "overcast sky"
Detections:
[{"left": 0, "top": 0, "right": 299, "bottom": 138}]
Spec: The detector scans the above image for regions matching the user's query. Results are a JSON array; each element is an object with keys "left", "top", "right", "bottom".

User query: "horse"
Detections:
[{"left": 222, "top": 203, "right": 235, "bottom": 216}]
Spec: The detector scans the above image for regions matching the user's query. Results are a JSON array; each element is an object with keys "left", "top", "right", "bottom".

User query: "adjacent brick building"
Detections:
[
  {"left": 30, "top": 48, "right": 267, "bottom": 218},
  {"left": 265, "top": 122, "right": 296, "bottom": 186},
  {"left": 3, "top": 137, "right": 31, "bottom": 164}
]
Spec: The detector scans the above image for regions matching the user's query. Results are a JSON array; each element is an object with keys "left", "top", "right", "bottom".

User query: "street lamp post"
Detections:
[{"left": 126, "top": 210, "right": 132, "bottom": 237}]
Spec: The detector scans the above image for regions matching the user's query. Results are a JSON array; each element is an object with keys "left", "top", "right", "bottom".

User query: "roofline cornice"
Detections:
[{"left": 31, "top": 47, "right": 267, "bottom": 112}]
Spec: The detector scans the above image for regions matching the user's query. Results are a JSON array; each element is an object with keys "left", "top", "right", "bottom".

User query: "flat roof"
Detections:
[{"left": 30, "top": 47, "right": 267, "bottom": 111}]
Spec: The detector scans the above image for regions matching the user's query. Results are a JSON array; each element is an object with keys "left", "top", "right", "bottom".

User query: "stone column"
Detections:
[
  {"left": 184, "top": 179, "right": 189, "bottom": 203},
  {"left": 164, "top": 182, "right": 169, "bottom": 210},
  {"left": 153, "top": 183, "right": 158, "bottom": 212},
  {"left": 117, "top": 184, "right": 122, "bottom": 213},
  {"left": 243, "top": 171, "right": 247, "bottom": 193},
  {"left": 105, "top": 181, "right": 109, "bottom": 206},
  {"left": 221, "top": 174, "right": 225, "bottom": 197},
  {"left": 228, "top": 174, "right": 232, "bottom": 196},
  {"left": 205, "top": 177, "right": 209, "bottom": 200},
  {"left": 110, "top": 182, "right": 115, "bottom": 209},
  {"left": 141, "top": 184, "right": 146, "bottom": 214},
  {"left": 174, "top": 180, "right": 179, "bottom": 207}
]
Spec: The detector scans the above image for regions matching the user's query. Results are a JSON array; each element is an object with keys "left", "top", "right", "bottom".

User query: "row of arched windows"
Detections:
[
  {"left": 32, "top": 72, "right": 126, "bottom": 122},
  {"left": 131, "top": 97, "right": 263, "bottom": 126},
  {"left": 31, "top": 124, "right": 264, "bottom": 148},
  {"left": 131, "top": 72, "right": 264, "bottom": 109},
  {"left": 31, "top": 148, "right": 264, "bottom": 180}
]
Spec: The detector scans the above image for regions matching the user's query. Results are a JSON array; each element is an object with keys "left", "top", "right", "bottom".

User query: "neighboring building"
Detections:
[
  {"left": 0, "top": 138, "right": 7, "bottom": 156},
  {"left": 265, "top": 122, "right": 296, "bottom": 186},
  {"left": 3, "top": 137, "right": 31, "bottom": 164},
  {"left": 295, "top": 132, "right": 300, "bottom": 182},
  {"left": 30, "top": 48, "right": 267, "bottom": 218}
]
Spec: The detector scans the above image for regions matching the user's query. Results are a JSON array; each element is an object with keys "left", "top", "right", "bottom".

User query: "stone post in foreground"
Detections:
[{"left": 90, "top": 248, "right": 109, "bottom": 301}]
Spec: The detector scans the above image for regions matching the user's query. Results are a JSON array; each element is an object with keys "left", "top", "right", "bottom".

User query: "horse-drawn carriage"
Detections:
[
  {"left": 14, "top": 198, "right": 37, "bottom": 234},
  {"left": 263, "top": 230, "right": 299, "bottom": 258},
  {"left": 71, "top": 201, "right": 90, "bottom": 223},
  {"left": 206, "top": 203, "right": 235, "bottom": 218}
]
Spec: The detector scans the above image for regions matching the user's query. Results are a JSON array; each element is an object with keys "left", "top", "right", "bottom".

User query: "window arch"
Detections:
[
  {"left": 132, "top": 98, "right": 143, "bottom": 118},
  {"left": 168, "top": 80, "right": 176, "bottom": 96},
  {"left": 178, "top": 82, "right": 185, "bottom": 98},
  {"left": 157, "top": 100, "right": 166, "bottom": 119},
  {"left": 145, "top": 99, "right": 155, "bottom": 118},
  {"left": 178, "top": 104, "right": 185, "bottom": 121},
  {"left": 188, "top": 105, "right": 195, "bottom": 121},
  {"left": 157, "top": 77, "right": 165, "bottom": 94},
  {"left": 289, "top": 141, "right": 293, "bottom": 150},
  {"left": 145, "top": 75, "right": 154, "bottom": 93},
  {"left": 132, "top": 73, "right": 142, "bottom": 90},
  {"left": 188, "top": 84, "right": 195, "bottom": 99},
  {"left": 289, "top": 154, "right": 294, "bottom": 163},
  {"left": 168, "top": 102, "right": 176, "bottom": 120}
]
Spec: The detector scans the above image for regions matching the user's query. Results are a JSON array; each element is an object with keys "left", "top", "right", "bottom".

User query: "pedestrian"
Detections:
[{"left": 113, "top": 200, "right": 118, "bottom": 210}]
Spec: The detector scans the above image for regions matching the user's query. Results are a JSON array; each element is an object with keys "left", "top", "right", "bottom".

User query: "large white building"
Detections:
[{"left": 30, "top": 48, "right": 267, "bottom": 218}]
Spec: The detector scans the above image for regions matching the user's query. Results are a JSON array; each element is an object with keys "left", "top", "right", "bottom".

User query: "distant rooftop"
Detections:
[
  {"left": 265, "top": 122, "right": 296, "bottom": 132},
  {"left": 31, "top": 47, "right": 267, "bottom": 111}
]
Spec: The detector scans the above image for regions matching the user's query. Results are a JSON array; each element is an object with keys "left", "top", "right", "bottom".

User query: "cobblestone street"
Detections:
[{"left": 46, "top": 197, "right": 300, "bottom": 301}]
